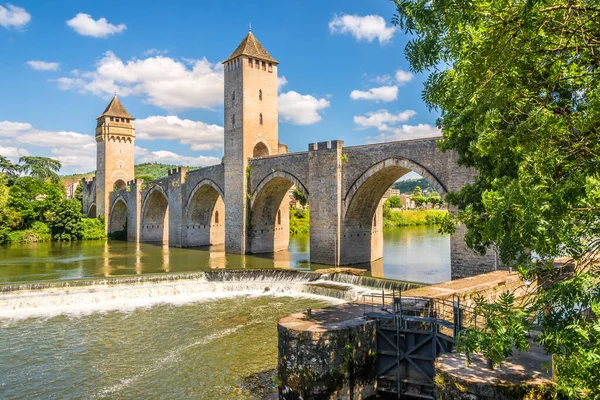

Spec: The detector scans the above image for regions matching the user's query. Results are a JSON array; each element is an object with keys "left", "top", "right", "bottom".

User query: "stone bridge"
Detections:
[{"left": 105, "top": 137, "right": 495, "bottom": 279}]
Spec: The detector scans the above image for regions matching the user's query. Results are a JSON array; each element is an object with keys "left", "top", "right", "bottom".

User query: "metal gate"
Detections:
[{"left": 364, "top": 290, "right": 466, "bottom": 399}]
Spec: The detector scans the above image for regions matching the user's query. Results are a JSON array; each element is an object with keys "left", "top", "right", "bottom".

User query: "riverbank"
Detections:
[
  {"left": 289, "top": 208, "right": 447, "bottom": 234},
  {"left": 383, "top": 209, "right": 447, "bottom": 227},
  {"left": 3, "top": 218, "right": 106, "bottom": 244}
]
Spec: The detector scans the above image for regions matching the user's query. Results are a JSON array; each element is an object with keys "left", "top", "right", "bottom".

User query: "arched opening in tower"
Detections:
[
  {"left": 252, "top": 142, "right": 269, "bottom": 158},
  {"left": 182, "top": 183, "right": 225, "bottom": 247},
  {"left": 342, "top": 159, "right": 450, "bottom": 282},
  {"left": 108, "top": 199, "right": 127, "bottom": 237},
  {"left": 88, "top": 204, "right": 97, "bottom": 218},
  {"left": 113, "top": 179, "right": 127, "bottom": 191},
  {"left": 250, "top": 176, "right": 309, "bottom": 258},
  {"left": 140, "top": 189, "right": 169, "bottom": 244}
]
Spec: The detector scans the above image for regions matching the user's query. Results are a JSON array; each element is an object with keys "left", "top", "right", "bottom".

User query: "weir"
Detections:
[{"left": 0, "top": 270, "right": 421, "bottom": 320}]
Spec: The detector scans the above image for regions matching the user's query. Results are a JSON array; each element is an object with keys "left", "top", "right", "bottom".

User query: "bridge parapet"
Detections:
[{"left": 248, "top": 152, "right": 309, "bottom": 196}]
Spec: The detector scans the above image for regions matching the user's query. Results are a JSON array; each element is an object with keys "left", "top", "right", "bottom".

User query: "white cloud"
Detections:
[
  {"left": 329, "top": 14, "right": 396, "bottom": 45},
  {"left": 0, "top": 146, "right": 29, "bottom": 159},
  {"left": 369, "top": 124, "right": 441, "bottom": 142},
  {"left": 354, "top": 109, "right": 417, "bottom": 130},
  {"left": 55, "top": 51, "right": 224, "bottom": 111},
  {"left": 66, "top": 13, "right": 126, "bottom": 38},
  {"left": 277, "top": 76, "right": 288, "bottom": 90},
  {"left": 278, "top": 91, "right": 330, "bottom": 125},
  {"left": 135, "top": 147, "right": 220, "bottom": 167},
  {"left": 144, "top": 49, "right": 168, "bottom": 56},
  {"left": 0, "top": 119, "right": 222, "bottom": 173},
  {"left": 136, "top": 116, "right": 223, "bottom": 151},
  {"left": 395, "top": 69, "right": 413, "bottom": 84},
  {"left": 26, "top": 60, "right": 60, "bottom": 71},
  {"left": 350, "top": 85, "right": 398, "bottom": 102},
  {"left": 0, "top": 4, "right": 30, "bottom": 30},
  {"left": 354, "top": 109, "right": 440, "bottom": 142},
  {"left": 0, "top": 120, "right": 96, "bottom": 172}
]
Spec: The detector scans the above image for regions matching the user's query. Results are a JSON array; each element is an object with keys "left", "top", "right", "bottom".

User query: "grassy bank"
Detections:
[
  {"left": 383, "top": 209, "right": 447, "bottom": 227},
  {"left": 290, "top": 208, "right": 310, "bottom": 235},
  {"left": 3, "top": 218, "right": 107, "bottom": 244},
  {"left": 289, "top": 207, "right": 446, "bottom": 235}
]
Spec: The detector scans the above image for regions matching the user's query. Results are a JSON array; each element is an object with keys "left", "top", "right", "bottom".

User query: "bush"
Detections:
[
  {"left": 5, "top": 221, "right": 51, "bottom": 243},
  {"left": 108, "top": 229, "right": 127, "bottom": 241},
  {"left": 49, "top": 199, "right": 83, "bottom": 241},
  {"left": 81, "top": 218, "right": 107, "bottom": 240},
  {"left": 383, "top": 209, "right": 448, "bottom": 227},
  {"left": 289, "top": 208, "right": 310, "bottom": 235}
]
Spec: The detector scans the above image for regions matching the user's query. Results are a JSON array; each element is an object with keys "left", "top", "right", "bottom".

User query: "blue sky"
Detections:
[{"left": 0, "top": 0, "right": 439, "bottom": 175}]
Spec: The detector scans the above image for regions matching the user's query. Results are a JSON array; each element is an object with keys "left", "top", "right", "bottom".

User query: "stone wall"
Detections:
[
  {"left": 278, "top": 304, "right": 377, "bottom": 400},
  {"left": 435, "top": 352, "right": 555, "bottom": 400}
]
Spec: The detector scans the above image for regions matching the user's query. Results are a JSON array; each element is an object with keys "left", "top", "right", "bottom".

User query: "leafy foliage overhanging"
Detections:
[{"left": 393, "top": 0, "right": 600, "bottom": 397}]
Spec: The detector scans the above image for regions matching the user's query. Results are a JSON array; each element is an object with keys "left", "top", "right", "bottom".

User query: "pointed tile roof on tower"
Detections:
[
  {"left": 223, "top": 32, "right": 278, "bottom": 64},
  {"left": 97, "top": 95, "right": 134, "bottom": 120}
]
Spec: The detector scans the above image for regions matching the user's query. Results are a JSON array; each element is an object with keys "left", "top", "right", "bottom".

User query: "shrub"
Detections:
[
  {"left": 6, "top": 221, "right": 51, "bottom": 243},
  {"left": 81, "top": 218, "right": 107, "bottom": 240}
]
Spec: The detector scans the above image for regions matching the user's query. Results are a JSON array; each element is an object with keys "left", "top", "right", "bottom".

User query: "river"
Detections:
[
  {"left": 0, "top": 226, "right": 449, "bottom": 399},
  {"left": 0, "top": 225, "right": 450, "bottom": 284}
]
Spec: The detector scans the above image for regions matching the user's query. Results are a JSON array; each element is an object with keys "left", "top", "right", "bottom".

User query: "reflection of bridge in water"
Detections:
[{"left": 83, "top": 31, "right": 496, "bottom": 280}]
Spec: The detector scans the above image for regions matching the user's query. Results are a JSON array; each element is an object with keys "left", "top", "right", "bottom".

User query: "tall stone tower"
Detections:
[
  {"left": 94, "top": 95, "right": 135, "bottom": 223},
  {"left": 223, "top": 30, "right": 279, "bottom": 254}
]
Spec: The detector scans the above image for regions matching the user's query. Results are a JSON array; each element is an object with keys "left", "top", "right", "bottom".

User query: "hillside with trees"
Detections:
[
  {"left": 61, "top": 163, "right": 196, "bottom": 185},
  {"left": 392, "top": 178, "right": 434, "bottom": 194}
]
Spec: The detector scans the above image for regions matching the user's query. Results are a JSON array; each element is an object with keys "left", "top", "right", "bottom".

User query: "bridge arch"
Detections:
[
  {"left": 182, "top": 179, "right": 225, "bottom": 247},
  {"left": 342, "top": 158, "right": 448, "bottom": 265},
  {"left": 113, "top": 179, "right": 127, "bottom": 191},
  {"left": 87, "top": 203, "right": 97, "bottom": 218},
  {"left": 253, "top": 141, "right": 270, "bottom": 158},
  {"left": 250, "top": 170, "right": 309, "bottom": 254},
  {"left": 140, "top": 186, "right": 169, "bottom": 244},
  {"left": 108, "top": 197, "right": 127, "bottom": 235}
]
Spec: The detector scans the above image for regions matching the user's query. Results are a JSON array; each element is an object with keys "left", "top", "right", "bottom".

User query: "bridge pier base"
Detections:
[
  {"left": 308, "top": 141, "right": 344, "bottom": 265},
  {"left": 450, "top": 224, "right": 500, "bottom": 279},
  {"left": 126, "top": 179, "right": 143, "bottom": 243}
]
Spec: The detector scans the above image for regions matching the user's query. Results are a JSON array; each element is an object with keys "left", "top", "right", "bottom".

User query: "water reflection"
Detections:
[{"left": 0, "top": 226, "right": 450, "bottom": 284}]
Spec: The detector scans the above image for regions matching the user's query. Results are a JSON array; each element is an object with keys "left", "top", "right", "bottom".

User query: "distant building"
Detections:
[
  {"left": 382, "top": 188, "right": 401, "bottom": 199},
  {"left": 399, "top": 194, "right": 414, "bottom": 209},
  {"left": 65, "top": 181, "right": 79, "bottom": 200}
]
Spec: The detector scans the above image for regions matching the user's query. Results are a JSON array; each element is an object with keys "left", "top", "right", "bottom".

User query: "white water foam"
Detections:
[{"left": 0, "top": 278, "right": 352, "bottom": 321}]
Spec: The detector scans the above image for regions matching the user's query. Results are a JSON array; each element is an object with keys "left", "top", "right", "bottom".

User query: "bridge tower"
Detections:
[
  {"left": 94, "top": 95, "right": 135, "bottom": 224},
  {"left": 223, "top": 30, "right": 280, "bottom": 254}
]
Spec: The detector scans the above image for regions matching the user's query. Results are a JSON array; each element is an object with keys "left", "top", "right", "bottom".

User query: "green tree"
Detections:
[
  {"left": 393, "top": 0, "right": 600, "bottom": 396},
  {"left": 0, "top": 155, "right": 18, "bottom": 178},
  {"left": 384, "top": 195, "right": 402, "bottom": 208},
  {"left": 18, "top": 156, "right": 61, "bottom": 183},
  {"left": 412, "top": 195, "right": 428, "bottom": 208},
  {"left": 292, "top": 188, "right": 307, "bottom": 207},
  {"left": 412, "top": 185, "right": 422, "bottom": 197},
  {"left": 49, "top": 199, "right": 84, "bottom": 241}
]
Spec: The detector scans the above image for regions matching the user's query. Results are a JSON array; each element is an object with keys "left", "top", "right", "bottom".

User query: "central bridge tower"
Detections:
[{"left": 223, "top": 30, "right": 280, "bottom": 254}]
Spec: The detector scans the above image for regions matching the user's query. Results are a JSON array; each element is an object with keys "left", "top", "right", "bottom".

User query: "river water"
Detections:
[
  {"left": 0, "top": 226, "right": 449, "bottom": 399},
  {"left": 0, "top": 225, "right": 450, "bottom": 284}
]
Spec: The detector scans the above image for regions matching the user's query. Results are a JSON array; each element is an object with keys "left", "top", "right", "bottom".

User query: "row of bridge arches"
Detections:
[{"left": 106, "top": 157, "right": 448, "bottom": 268}]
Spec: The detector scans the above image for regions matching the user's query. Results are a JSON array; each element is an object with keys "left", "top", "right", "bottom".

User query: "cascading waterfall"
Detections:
[{"left": 0, "top": 270, "right": 421, "bottom": 320}]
